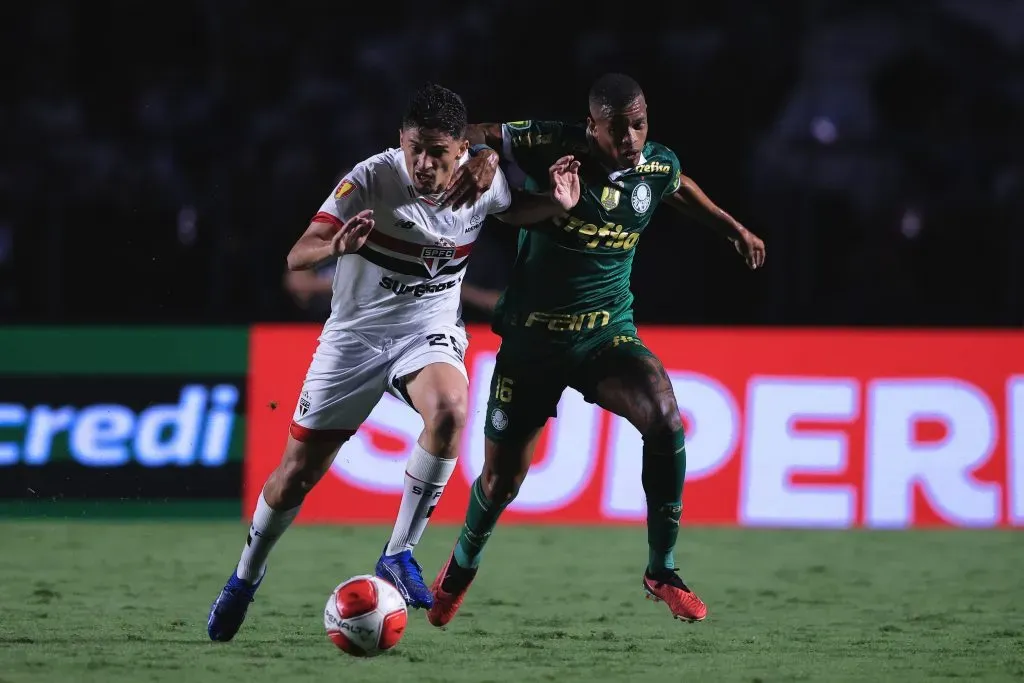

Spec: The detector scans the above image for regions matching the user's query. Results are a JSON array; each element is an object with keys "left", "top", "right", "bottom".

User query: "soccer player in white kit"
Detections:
[{"left": 208, "top": 83, "right": 581, "bottom": 642}]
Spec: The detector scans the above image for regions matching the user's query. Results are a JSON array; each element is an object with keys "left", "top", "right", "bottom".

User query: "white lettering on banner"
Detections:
[
  {"left": 741, "top": 378, "right": 858, "bottom": 528},
  {"left": 463, "top": 355, "right": 600, "bottom": 512},
  {"left": 314, "top": 355, "right": 1019, "bottom": 527},
  {"left": 602, "top": 372, "right": 740, "bottom": 520},
  {"left": 332, "top": 394, "right": 421, "bottom": 493},
  {"left": 0, "top": 404, "right": 27, "bottom": 465},
  {"left": 25, "top": 407, "right": 75, "bottom": 465},
  {"left": 201, "top": 385, "right": 241, "bottom": 466},
  {"left": 865, "top": 380, "right": 999, "bottom": 527},
  {"left": 72, "top": 405, "right": 135, "bottom": 466},
  {"left": 0, "top": 385, "right": 238, "bottom": 467},
  {"left": 1010, "top": 377, "right": 1024, "bottom": 525},
  {"left": 602, "top": 417, "right": 642, "bottom": 518},
  {"left": 461, "top": 355, "right": 495, "bottom": 486},
  {"left": 134, "top": 386, "right": 206, "bottom": 466}
]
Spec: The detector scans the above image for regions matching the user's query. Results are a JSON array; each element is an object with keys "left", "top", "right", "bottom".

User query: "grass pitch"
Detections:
[{"left": 0, "top": 522, "right": 1022, "bottom": 682}]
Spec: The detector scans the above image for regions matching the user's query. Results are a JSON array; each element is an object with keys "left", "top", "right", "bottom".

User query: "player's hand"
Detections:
[
  {"left": 331, "top": 209, "right": 375, "bottom": 257},
  {"left": 549, "top": 155, "right": 581, "bottom": 211},
  {"left": 732, "top": 227, "right": 766, "bottom": 270},
  {"left": 441, "top": 150, "right": 498, "bottom": 209}
]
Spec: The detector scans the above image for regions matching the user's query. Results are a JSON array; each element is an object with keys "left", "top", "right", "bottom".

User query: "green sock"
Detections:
[
  {"left": 453, "top": 477, "right": 511, "bottom": 568},
  {"left": 642, "top": 428, "right": 687, "bottom": 574}
]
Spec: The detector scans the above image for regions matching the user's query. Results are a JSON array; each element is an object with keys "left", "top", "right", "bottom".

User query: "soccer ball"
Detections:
[{"left": 324, "top": 575, "right": 408, "bottom": 657}]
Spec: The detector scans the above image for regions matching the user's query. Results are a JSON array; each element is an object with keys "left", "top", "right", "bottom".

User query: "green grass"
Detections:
[{"left": 0, "top": 523, "right": 1022, "bottom": 683}]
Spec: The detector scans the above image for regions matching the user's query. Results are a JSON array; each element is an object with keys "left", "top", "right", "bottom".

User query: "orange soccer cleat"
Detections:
[
  {"left": 426, "top": 548, "right": 478, "bottom": 628},
  {"left": 642, "top": 569, "right": 708, "bottom": 622}
]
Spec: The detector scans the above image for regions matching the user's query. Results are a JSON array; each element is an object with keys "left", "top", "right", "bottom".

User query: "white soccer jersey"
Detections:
[{"left": 311, "top": 148, "right": 511, "bottom": 343}]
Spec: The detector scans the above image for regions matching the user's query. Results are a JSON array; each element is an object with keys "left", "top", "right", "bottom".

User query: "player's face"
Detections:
[
  {"left": 587, "top": 96, "right": 649, "bottom": 169},
  {"left": 400, "top": 127, "right": 469, "bottom": 195}
]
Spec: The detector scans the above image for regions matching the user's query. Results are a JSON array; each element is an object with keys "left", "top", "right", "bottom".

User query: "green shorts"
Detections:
[{"left": 483, "top": 321, "right": 654, "bottom": 442}]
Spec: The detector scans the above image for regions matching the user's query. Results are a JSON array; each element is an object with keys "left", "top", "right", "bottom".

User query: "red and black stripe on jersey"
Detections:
[
  {"left": 356, "top": 244, "right": 469, "bottom": 279},
  {"left": 312, "top": 211, "right": 473, "bottom": 280}
]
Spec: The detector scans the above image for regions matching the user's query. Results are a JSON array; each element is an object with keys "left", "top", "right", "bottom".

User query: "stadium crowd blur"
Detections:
[{"left": 3, "top": 0, "right": 1021, "bottom": 326}]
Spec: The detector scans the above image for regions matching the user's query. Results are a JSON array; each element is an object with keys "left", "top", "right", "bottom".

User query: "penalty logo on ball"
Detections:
[
  {"left": 490, "top": 408, "right": 508, "bottom": 432},
  {"left": 631, "top": 182, "right": 652, "bottom": 213},
  {"left": 324, "top": 575, "right": 407, "bottom": 658}
]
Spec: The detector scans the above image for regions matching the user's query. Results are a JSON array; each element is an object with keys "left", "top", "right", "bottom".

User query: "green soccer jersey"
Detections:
[{"left": 493, "top": 119, "right": 681, "bottom": 340}]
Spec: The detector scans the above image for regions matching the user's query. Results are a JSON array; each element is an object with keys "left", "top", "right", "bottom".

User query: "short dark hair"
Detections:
[
  {"left": 588, "top": 73, "right": 644, "bottom": 116},
  {"left": 401, "top": 83, "right": 467, "bottom": 139}
]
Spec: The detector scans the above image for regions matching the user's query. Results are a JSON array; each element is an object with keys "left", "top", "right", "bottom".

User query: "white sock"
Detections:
[
  {"left": 236, "top": 491, "right": 301, "bottom": 582},
  {"left": 385, "top": 445, "right": 457, "bottom": 555}
]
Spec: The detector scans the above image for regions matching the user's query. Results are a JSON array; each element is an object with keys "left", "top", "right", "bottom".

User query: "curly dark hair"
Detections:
[
  {"left": 401, "top": 83, "right": 468, "bottom": 139},
  {"left": 588, "top": 73, "right": 644, "bottom": 117}
]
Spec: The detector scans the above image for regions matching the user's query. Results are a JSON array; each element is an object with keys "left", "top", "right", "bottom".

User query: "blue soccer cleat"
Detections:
[
  {"left": 207, "top": 570, "right": 264, "bottom": 642},
  {"left": 375, "top": 548, "right": 433, "bottom": 609}
]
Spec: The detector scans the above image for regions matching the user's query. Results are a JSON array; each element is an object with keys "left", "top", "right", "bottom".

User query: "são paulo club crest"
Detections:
[{"left": 421, "top": 237, "right": 457, "bottom": 277}]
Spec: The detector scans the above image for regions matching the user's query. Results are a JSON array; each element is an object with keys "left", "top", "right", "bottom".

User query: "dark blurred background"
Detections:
[{"left": 2, "top": 0, "right": 1021, "bottom": 327}]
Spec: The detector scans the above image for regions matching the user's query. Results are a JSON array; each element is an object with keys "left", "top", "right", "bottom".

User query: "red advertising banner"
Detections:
[{"left": 246, "top": 325, "right": 1024, "bottom": 528}]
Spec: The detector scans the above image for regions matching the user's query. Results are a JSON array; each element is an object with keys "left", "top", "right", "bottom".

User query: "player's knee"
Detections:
[
  {"left": 639, "top": 395, "right": 684, "bottom": 442},
  {"left": 481, "top": 468, "right": 526, "bottom": 505},
  {"left": 481, "top": 454, "right": 530, "bottom": 504},
  {"left": 421, "top": 391, "right": 468, "bottom": 447},
  {"left": 277, "top": 457, "right": 320, "bottom": 497},
  {"left": 270, "top": 444, "right": 336, "bottom": 506}
]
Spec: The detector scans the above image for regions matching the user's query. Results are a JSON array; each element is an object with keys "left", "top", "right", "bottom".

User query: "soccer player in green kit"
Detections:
[{"left": 428, "top": 73, "right": 766, "bottom": 625}]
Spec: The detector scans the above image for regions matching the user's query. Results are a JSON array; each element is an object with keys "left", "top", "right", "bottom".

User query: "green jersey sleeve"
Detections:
[
  {"left": 501, "top": 120, "right": 581, "bottom": 193},
  {"left": 660, "top": 146, "right": 683, "bottom": 198},
  {"left": 502, "top": 120, "right": 564, "bottom": 157}
]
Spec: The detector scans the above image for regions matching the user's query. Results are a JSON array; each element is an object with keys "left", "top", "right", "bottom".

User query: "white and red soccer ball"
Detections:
[{"left": 324, "top": 575, "right": 408, "bottom": 657}]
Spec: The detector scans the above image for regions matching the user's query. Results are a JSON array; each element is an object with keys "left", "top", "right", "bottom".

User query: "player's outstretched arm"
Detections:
[
  {"left": 494, "top": 156, "right": 580, "bottom": 225},
  {"left": 286, "top": 210, "right": 375, "bottom": 271},
  {"left": 460, "top": 282, "right": 502, "bottom": 313},
  {"left": 440, "top": 123, "right": 504, "bottom": 210},
  {"left": 466, "top": 123, "right": 504, "bottom": 153},
  {"left": 663, "top": 174, "right": 766, "bottom": 270}
]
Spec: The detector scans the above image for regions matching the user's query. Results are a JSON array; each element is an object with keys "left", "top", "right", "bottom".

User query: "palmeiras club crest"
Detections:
[{"left": 421, "top": 237, "right": 457, "bottom": 277}]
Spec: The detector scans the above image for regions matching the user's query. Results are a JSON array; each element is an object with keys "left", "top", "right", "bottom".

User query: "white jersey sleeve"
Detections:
[
  {"left": 314, "top": 162, "right": 375, "bottom": 226},
  {"left": 482, "top": 165, "right": 512, "bottom": 215}
]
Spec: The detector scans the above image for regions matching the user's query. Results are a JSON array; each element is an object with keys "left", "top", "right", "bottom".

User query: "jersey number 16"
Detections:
[{"left": 494, "top": 375, "right": 514, "bottom": 403}]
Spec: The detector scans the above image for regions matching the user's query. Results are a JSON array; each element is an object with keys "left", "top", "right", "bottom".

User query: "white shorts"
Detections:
[{"left": 290, "top": 325, "right": 469, "bottom": 442}]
